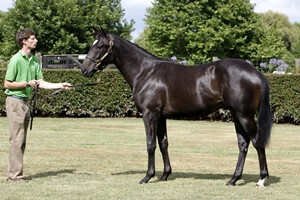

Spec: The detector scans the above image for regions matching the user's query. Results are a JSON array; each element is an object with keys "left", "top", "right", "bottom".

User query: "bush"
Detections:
[
  {"left": 0, "top": 69, "right": 299, "bottom": 124},
  {"left": 0, "top": 69, "right": 137, "bottom": 118},
  {"left": 267, "top": 74, "right": 300, "bottom": 124}
]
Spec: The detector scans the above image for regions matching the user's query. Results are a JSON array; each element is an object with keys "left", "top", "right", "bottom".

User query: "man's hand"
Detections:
[
  {"left": 61, "top": 83, "right": 72, "bottom": 90},
  {"left": 28, "top": 80, "right": 38, "bottom": 88}
]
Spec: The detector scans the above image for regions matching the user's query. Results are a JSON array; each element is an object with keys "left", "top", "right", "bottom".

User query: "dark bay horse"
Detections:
[{"left": 81, "top": 29, "right": 272, "bottom": 187}]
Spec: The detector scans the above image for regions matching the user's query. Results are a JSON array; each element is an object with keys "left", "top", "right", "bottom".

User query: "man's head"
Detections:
[{"left": 16, "top": 28, "right": 38, "bottom": 49}]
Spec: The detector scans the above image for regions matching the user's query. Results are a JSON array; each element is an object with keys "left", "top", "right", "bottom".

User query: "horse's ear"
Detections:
[
  {"left": 100, "top": 27, "right": 107, "bottom": 38},
  {"left": 92, "top": 26, "right": 98, "bottom": 33},
  {"left": 91, "top": 26, "right": 99, "bottom": 37}
]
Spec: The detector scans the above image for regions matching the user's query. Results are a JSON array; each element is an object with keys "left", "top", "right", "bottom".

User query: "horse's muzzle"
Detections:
[
  {"left": 81, "top": 68, "right": 95, "bottom": 78},
  {"left": 81, "top": 61, "right": 96, "bottom": 77}
]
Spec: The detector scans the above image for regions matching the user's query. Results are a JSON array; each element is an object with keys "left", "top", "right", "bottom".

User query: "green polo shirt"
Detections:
[{"left": 5, "top": 50, "right": 43, "bottom": 99}]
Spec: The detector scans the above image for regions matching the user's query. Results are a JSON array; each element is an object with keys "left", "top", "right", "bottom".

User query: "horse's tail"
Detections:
[{"left": 256, "top": 73, "right": 273, "bottom": 148}]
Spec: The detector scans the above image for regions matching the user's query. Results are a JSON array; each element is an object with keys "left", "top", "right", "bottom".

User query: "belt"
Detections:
[{"left": 9, "top": 95, "right": 29, "bottom": 102}]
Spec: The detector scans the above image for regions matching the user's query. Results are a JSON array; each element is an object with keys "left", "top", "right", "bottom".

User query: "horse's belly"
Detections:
[{"left": 162, "top": 101, "right": 224, "bottom": 118}]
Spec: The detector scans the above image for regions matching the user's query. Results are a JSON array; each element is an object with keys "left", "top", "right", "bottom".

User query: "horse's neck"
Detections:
[{"left": 113, "top": 38, "right": 157, "bottom": 88}]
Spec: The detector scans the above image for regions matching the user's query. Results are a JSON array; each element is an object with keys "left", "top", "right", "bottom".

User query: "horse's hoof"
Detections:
[
  {"left": 139, "top": 174, "right": 154, "bottom": 184},
  {"left": 139, "top": 178, "right": 149, "bottom": 184},
  {"left": 226, "top": 181, "right": 236, "bottom": 186},
  {"left": 139, "top": 180, "right": 146, "bottom": 184},
  {"left": 256, "top": 178, "right": 266, "bottom": 188},
  {"left": 159, "top": 175, "right": 169, "bottom": 182},
  {"left": 255, "top": 184, "right": 264, "bottom": 188}
]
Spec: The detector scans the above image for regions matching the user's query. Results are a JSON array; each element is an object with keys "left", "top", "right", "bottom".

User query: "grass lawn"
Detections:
[{"left": 0, "top": 117, "right": 299, "bottom": 199}]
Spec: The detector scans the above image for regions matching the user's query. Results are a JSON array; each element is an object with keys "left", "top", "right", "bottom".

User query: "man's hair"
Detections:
[{"left": 16, "top": 28, "right": 35, "bottom": 48}]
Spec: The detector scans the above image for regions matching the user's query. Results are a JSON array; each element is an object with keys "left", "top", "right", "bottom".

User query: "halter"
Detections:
[{"left": 85, "top": 40, "right": 114, "bottom": 70}]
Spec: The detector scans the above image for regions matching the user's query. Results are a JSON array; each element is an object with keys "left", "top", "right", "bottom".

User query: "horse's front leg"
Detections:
[
  {"left": 157, "top": 116, "right": 172, "bottom": 181},
  {"left": 139, "top": 111, "right": 159, "bottom": 184}
]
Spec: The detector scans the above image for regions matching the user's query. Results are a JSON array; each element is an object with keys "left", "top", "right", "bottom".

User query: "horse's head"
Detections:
[{"left": 81, "top": 27, "right": 114, "bottom": 77}]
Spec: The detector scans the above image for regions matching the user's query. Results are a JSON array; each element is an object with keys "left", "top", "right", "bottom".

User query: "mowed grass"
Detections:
[{"left": 0, "top": 117, "right": 299, "bottom": 200}]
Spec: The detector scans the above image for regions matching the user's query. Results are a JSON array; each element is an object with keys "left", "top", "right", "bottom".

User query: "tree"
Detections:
[
  {"left": 249, "top": 26, "right": 287, "bottom": 59},
  {"left": 0, "top": 0, "right": 134, "bottom": 60},
  {"left": 258, "top": 11, "right": 300, "bottom": 65},
  {"left": 0, "top": 11, "right": 4, "bottom": 44},
  {"left": 259, "top": 11, "right": 298, "bottom": 52},
  {"left": 142, "top": 0, "right": 287, "bottom": 64},
  {"left": 291, "top": 23, "right": 300, "bottom": 58}
]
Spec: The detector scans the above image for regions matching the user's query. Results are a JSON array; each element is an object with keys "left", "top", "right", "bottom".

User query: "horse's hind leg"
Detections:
[
  {"left": 228, "top": 112, "right": 269, "bottom": 187},
  {"left": 252, "top": 138, "right": 269, "bottom": 187},
  {"left": 157, "top": 116, "right": 172, "bottom": 181},
  {"left": 227, "top": 117, "right": 250, "bottom": 186}
]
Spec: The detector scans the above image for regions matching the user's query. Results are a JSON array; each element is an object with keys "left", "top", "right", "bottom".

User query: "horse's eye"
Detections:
[{"left": 97, "top": 44, "right": 103, "bottom": 50}]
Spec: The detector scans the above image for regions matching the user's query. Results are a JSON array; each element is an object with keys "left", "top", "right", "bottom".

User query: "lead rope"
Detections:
[
  {"left": 30, "top": 82, "right": 39, "bottom": 130},
  {"left": 44, "top": 71, "right": 102, "bottom": 99}
]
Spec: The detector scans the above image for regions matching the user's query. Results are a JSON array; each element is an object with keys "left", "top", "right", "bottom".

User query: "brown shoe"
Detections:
[{"left": 7, "top": 178, "right": 29, "bottom": 183}]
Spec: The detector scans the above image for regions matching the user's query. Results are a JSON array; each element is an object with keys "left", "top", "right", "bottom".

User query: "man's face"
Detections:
[{"left": 23, "top": 35, "right": 38, "bottom": 50}]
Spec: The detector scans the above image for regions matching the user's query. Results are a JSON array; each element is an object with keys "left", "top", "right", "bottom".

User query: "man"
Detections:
[{"left": 4, "top": 28, "right": 72, "bottom": 182}]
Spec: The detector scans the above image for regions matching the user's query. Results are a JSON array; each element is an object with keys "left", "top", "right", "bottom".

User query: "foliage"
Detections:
[
  {"left": 140, "top": 0, "right": 288, "bottom": 64},
  {"left": 266, "top": 74, "right": 300, "bottom": 124},
  {"left": 257, "top": 11, "right": 300, "bottom": 70},
  {"left": 0, "top": 60, "right": 7, "bottom": 69},
  {"left": 0, "top": 0, "right": 134, "bottom": 60},
  {"left": 291, "top": 24, "right": 300, "bottom": 58},
  {"left": 0, "top": 69, "right": 299, "bottom": 124},
  {"left": 0, "top": 11, "right": 4, "bottom": 43},
  {"left": 259, "top": 11, "right": 299, "bottom": 52},
  {"left": 0, "top": 69, "right": 137, "bottom": 117},
  {"left": 248, "top": 26, "right": 287, "bottom": 60}
]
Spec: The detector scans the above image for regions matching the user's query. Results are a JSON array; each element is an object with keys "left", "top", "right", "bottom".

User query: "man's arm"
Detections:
[
  {"left": 4, "top": 79, "right": 36, "bottom": 89},
  {"left": 37, "top": 79, "right": 72, "bottom": 90}
]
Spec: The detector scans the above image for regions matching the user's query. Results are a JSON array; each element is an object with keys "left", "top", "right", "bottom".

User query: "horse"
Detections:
[{"left": 80, "top": 28, "right": 273, "bottom": 187}]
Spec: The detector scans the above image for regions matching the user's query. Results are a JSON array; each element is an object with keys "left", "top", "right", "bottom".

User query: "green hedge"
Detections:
[
  {"left": 0, "top": 69, "right": 137, "bottom": 118},
  {"left": 267, "top": 74, "right": 300, "bottom": 124},
  {"left": 0, "top": 70, "right": 299, "bottom": 124}
]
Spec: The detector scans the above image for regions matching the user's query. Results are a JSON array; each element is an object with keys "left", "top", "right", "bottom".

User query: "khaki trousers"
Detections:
[{"left": 6, "top": 96, "right": 30, "bottom": 180}]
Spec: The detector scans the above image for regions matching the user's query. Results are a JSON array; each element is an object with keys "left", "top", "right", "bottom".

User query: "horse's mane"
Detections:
[
  {"left": 109, "top": 33, "right": 218, "bottom": 67},
  {"left": 112, "top": 34, "right": 170, "bottom": 62},
  {"left": 111, "top": 35, "right": 217, "bottom": 67}
]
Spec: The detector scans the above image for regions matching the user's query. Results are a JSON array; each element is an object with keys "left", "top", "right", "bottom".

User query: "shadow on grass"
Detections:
[
  {"left": 26, "top": 169, "right": 76, "bottom": 180},
  {"left": 112, "top": 170, "right": 281, "bottom": 186}
]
